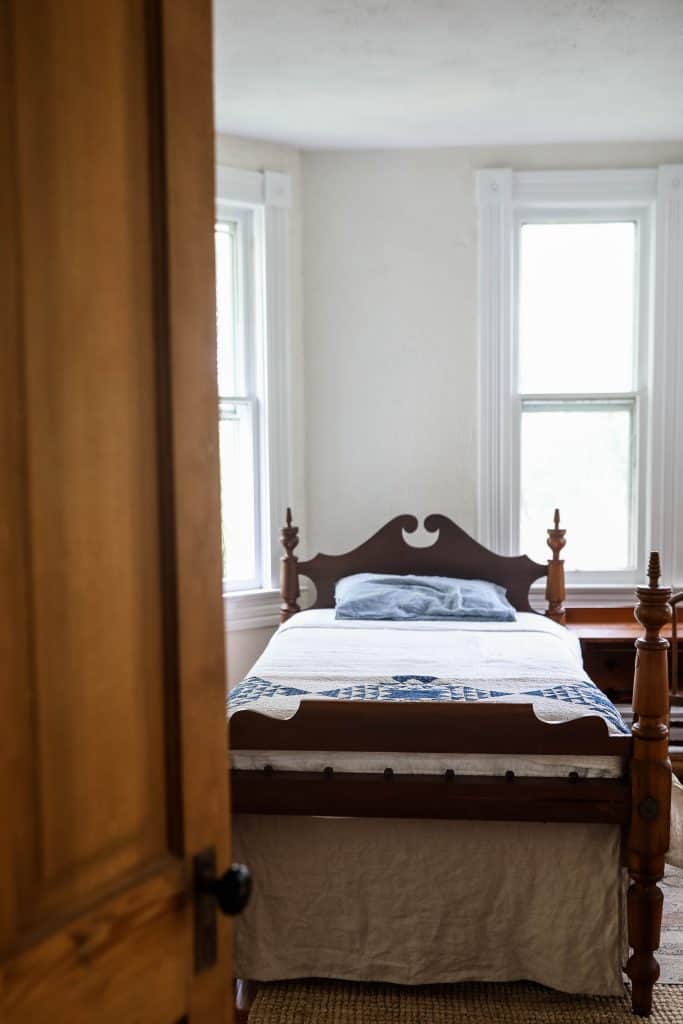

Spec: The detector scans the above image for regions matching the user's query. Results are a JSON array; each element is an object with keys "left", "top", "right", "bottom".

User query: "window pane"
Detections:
[
  {"left": 215, "top": 222, "right": 244, "bottom": 397},
  {"left": 219, "top": 402, "right": 257, "bottom": 586},
  {"left": 520, "top": 405, "right": 633, "bottom": 571},
  {"left": 519, "top": 222, "right": 636, "bottom": 393}
]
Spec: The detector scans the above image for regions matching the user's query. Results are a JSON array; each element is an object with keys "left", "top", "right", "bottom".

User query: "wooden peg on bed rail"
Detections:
[
  {"left": 279, "top": 507, "right": 301, "bottom": 623},
  {"left": 627, "top": 551, "right": 672, "bottom": 1017},
  {"left": 545, "top": 508, "right": 567, "bottom": 625}
]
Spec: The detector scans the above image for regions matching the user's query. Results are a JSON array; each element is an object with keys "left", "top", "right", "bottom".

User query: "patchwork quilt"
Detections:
[{"left": 227, "top": 611, "right": 629, "bottom": 736}]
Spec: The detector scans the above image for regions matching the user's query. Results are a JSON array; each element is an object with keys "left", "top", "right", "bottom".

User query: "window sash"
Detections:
[
  {"left": 216, "top": 207, "right": 257, "bottom": 402},
  {"left": 510, "top": 206, "right": 650, "bottom": 584},
  {"left": 518, "top": 395, "right": 638, "bottom": 573},
  {"left": 218, "top": 397, "right": 263, "bottom": 592},
  {"left": 216, "top": 203, "right": 266, "bottom": 593},
  {"left": 215, "top": 219, "right": 246, "bottom": 399},
  {"left": 517, "top": 218, "right": 639, "bottom": 395}
]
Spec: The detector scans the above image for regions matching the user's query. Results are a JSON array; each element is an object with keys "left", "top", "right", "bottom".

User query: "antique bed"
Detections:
[{"left": 229, "top": 511, "right": 673, "bottom": 1018}]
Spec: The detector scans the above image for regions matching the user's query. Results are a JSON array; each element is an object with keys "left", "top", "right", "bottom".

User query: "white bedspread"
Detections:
[{"left": 229, "top": 611, "right": 627, "bottom": 778}]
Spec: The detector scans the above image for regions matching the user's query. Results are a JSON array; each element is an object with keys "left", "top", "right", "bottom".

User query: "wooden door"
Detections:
[{"left": 0, "top": 2, "right": 234, "bottom": 1021}]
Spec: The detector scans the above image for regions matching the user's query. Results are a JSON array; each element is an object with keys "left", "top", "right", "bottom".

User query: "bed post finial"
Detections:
[
  {"left": 280, "top": 508, "right": 300, "bottom": 623},
  {"left": 647, "top": 550, "right": 662, "bottom": 589},
  {"left": 627, "top": 551, "right": 672, "bottom": 1017},
  {"left": 545, "top": 508, "right": 566, "bottom": 625}
]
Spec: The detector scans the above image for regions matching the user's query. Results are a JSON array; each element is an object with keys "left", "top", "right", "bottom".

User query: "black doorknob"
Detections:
[{"left": 203, "top": 862, "right": 252, "bottom": 916}]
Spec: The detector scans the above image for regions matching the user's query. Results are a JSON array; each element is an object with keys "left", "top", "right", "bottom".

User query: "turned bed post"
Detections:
[
  {"left": 280, "top": 507, "right": 301, "bottom": 623},
  {"left": 627, "top": 552, "right": 672, "bottom": 1017},
  {"left": 545, "top": 508, "right": 566, "bottom": 624}
]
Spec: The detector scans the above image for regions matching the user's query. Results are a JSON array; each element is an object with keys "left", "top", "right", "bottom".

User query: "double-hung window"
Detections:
[
  {"left": 478, "top": 167, "right": 683, "bottom": 595},
  {"left": 216, "top": 208, "right": 263, "bottom": 589},
  {"left": 517, "top": 215, "right": 647, "bottom": 576},
  {"left": 215, "top": 167, "right": 292, "bottom": 614}
]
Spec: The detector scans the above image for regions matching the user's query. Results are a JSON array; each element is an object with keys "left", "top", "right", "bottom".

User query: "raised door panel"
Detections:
[{"left": 11, "top": 0, "right": 169, "bottom": 928}]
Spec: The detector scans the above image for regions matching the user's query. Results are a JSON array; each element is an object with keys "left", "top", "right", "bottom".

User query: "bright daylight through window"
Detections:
[
  {"left": 215, "top": 212, "right": 262, "bottom": 590},
  {"left": 518, "top": 221, "right": 640, "bottom": 572}
]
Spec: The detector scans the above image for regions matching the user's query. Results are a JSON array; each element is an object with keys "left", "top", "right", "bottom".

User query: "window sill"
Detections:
[
  {"left": 224, "top": 588, "right": 282, "bottom": 631},
  {"left": 225, "top": 580, "right": 677, "bottom": 630},
  {"left": 225, "top": 582, "right": 650, "bottom": 630},
  {"left": 224, "top": 582, "right": 311, "bottom": 631},
  {"left": 530, "top": 581, "right": 647, "bottom": 608}
]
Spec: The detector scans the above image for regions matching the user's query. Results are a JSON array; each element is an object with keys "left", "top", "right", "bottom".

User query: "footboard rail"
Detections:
[
  {"left": 231, "top": 701, "right": 632, "bottom": 756},
  {"left": 231, "top": 702, "right": 632, "bottom": 823},
  {"left": 231, "top": 768, "right": 630, "bottom": 824}
]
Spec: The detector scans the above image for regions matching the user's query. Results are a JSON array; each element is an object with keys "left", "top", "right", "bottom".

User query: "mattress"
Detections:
[{"left": 229, "top": 610, "right": 628, "bottom": 779}]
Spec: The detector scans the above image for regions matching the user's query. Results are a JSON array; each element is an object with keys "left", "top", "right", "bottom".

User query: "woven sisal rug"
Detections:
[{"left": 250, "top": 979, "right": 683, "bottom": 1023}]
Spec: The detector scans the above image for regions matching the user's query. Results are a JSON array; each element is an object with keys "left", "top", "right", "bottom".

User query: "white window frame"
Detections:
[
  {"left": 216, "top": 166, "right": 293, "bottom": 627},
  {"left": 513, "top": 206, "right": 650, "bottom": 584},
  {"left": 477, "top": 166, "right": 683, "bottom": 603},
  {"left": 217, "top": 207, "right": 263, "bottom": 592}
]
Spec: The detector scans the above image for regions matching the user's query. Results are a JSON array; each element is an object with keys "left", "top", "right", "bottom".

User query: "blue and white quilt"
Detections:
[{"left": 227, "top": 610, "right": 628, "bottom": 737}]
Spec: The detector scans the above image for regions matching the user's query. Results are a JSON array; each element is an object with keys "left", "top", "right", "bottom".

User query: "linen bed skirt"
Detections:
[{"left": 233, "top": 815, "right": 627, "bottom": 997}]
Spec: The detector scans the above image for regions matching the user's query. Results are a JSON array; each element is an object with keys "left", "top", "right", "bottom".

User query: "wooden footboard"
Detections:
[
  {"left": 231, "top": 700, "right": 631, "bottom": 757},
  {"left": 231, "top": 703, "right": 631, "bottom": 822},
  {"left": 231, "top": 693, "right": 634, "bottom": 819}
]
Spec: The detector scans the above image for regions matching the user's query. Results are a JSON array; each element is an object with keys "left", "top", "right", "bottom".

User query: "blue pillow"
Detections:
[{"left": 334, "top": 573, "right": 516, "bottom": 622}]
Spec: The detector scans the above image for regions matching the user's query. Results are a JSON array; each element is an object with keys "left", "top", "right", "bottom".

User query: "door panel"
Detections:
[
  {"left": 0, "top": 1, "right": 232, "bottom": 1020},
  {"left": 3, "top": 867, "right": 188, "bottom": 1024},
  {"left": 13, "top": 0, "right": 167, "bottom": 920}
]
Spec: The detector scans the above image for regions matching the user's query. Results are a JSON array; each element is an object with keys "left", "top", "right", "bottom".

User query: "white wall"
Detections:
[
  {"left": 302, "top": 140, "right": 683, "bottom": 561},
  {"left": 215, "top": 133, "right": 305, "bottom": 685},
  {"left": 216, "top": 134, "right": 683, "bottom": 680}
]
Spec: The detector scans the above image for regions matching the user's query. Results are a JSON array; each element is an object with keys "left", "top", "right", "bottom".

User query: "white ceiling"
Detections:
[{"left": 212, "top": 0, "right": 683, "bottom": 149}]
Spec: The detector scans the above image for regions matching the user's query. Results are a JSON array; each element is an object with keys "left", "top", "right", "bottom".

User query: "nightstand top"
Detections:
[{"left": 565, "top": 607, "right": 676, "bottom": 644}]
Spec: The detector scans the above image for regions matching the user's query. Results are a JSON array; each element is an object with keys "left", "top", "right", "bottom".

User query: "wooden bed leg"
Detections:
[
  {"left": 627, "top": 552, "right": 672, "bottom": 1017},
  {"left": 280, "top": 507, "right": 300, "bottom": 623},
  {"left": 545, "top": 508, "right": 566, "bottom": 625},
  {"left": 234, "top": 978, "right": 256, "bottom": 1023}
]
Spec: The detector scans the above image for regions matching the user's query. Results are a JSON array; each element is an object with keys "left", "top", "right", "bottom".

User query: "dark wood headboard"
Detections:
[{"left": 279, "top": 511, "right": 567, "bottom": 623}]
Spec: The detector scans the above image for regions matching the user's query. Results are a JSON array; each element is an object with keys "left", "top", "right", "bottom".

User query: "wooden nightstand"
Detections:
[{"left": 566, "top": 608, "right": 683, "bottom": 778}]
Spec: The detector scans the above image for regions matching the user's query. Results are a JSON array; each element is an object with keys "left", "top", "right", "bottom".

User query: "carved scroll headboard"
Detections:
[{"left": 279, "top": 511, "right": 552, "bottom": 622}]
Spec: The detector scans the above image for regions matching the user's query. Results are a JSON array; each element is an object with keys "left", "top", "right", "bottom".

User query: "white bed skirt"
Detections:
[{"left": 233, "top": 815, "right": 627, "bottom": 997}]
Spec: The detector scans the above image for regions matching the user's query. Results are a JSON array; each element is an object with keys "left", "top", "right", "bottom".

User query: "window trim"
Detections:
[
  {"left": 216, "top": 165, "right": 293, "bottom": 626},
  {"left": 477, "top": 166, "right": 683, "bottom": 602}
]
